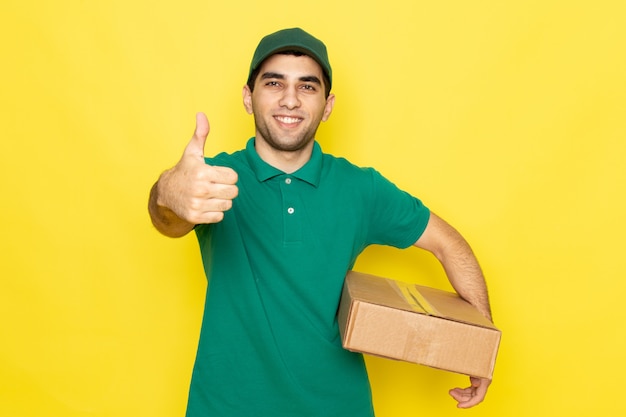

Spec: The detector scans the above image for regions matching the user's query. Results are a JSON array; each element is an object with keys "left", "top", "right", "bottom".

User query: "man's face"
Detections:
[{"left": 243, "top": 54, "right": 335, "bottom": 153}]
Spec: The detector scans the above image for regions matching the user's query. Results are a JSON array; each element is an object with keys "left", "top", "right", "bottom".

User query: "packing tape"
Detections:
[{"left": 394, "top": 281, "right": 440, "bottom": 316}]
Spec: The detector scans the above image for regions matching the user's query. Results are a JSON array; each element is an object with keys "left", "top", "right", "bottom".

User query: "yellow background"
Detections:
[{"left": 1, "top": 1, "right": 625, "bottom": 416}]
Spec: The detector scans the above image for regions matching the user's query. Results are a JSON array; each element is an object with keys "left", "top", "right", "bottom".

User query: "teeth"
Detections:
[{"left": 276, "top": 116, "right": 301, "bottom": 124}]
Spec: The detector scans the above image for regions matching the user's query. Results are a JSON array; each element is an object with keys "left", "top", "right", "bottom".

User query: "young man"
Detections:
[{"left": 149, "top": 27, "right": 493, "bottom": 416}]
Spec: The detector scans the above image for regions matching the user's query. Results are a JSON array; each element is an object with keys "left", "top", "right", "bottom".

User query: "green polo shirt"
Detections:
[{"left": 187, "top": 138, "right": 430, "bottom": 417}]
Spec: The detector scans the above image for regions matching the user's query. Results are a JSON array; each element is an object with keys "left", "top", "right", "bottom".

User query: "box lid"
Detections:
[{"left": 345, "top": 271, "right": 496, "bottom": 329}]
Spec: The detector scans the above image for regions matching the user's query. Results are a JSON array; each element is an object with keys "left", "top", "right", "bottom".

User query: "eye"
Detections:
[
  {"left": 265, "top": 81, "right": 281, "bottom": 87},
  {"left": 300, "top": 84, "right": 316, "bottom": 91}
]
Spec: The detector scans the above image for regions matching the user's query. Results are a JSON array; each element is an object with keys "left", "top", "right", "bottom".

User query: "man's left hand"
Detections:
[{"left": 449, "top": 376, "right": 491, "bottom": 408}]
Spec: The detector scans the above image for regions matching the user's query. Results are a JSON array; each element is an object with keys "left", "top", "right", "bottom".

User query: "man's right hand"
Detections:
[{"left": 149, "top": 112, "right": 239, "bottom": 237}]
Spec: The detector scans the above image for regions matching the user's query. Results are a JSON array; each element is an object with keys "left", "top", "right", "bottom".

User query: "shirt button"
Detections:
[
  {"left": 287, "top": 207, "right": 295, "bottom": 214},
  {"left": 285, "top": 178, "right": 292, "bottom": 184}
]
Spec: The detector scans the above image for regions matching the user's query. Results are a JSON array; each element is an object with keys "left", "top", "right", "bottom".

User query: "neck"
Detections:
[{"left": 254, "top": 139, "right": 315, "bottom": 174}]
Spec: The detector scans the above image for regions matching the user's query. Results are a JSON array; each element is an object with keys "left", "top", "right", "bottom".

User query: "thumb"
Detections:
[
  {"left": 470, "top": 377, "right": 481, "bottom": 388},
  {"left": 184, "top": 112, "right": 210, "bottom": 159}
]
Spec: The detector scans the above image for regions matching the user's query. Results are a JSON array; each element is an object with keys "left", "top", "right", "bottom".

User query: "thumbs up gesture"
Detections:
[{"left": 149, "top": 113, "right": 239, "bottom": 237}]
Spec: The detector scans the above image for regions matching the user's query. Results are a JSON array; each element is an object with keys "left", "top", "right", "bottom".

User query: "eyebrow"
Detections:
[
  {"left": 260, "top": 72, "right": 322, "bottom": 85},
  {"left": 300, "top": 75, "right": 322, "bottom": 85}
]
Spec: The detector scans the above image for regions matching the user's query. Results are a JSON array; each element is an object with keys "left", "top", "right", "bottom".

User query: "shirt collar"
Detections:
[{"left": 244, "top": 138, "right": 323, "bottom": 187}]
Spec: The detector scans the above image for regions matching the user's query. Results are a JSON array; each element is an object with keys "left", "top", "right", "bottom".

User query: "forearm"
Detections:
[
  {"left": 148, "top": 180, "right": 196, "bottom": 238},
  {"left": 414, "top": 213, "right": 492, "bottom": 321},
  {"left": 436, "top": 232, "right": 492, "bottom": 321}
]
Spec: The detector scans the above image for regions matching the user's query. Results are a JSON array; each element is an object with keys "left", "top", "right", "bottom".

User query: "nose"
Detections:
[{"left": 278, "top": 86, "right": 300, "bottom": 109}]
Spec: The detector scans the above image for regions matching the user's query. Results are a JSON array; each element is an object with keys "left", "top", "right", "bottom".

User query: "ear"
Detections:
[
  {"left": 321, "top": 93, "right": 335, "bottom": 122},
  {"left": 242, "top": 85, "right": 253, "bottom": 114}
]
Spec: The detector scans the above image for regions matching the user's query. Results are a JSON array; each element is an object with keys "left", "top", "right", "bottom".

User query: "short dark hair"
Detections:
[{"left": 246, "top": 50, "right": 332, "bottom": 98}]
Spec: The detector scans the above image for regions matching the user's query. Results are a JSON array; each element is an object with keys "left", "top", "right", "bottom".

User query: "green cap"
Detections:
[{"left": 247, "top": 28, "right": 332, "bottom": 91}]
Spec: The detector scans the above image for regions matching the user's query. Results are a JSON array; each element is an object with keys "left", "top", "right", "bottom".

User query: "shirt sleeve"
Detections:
[{"left": 365, "top": 168, "right": 431, "bottom": 249}]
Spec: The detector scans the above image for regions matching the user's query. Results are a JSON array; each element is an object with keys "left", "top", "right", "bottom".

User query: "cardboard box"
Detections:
[{"left": 338, "top": 271, "right": 501, "bottom": 379}]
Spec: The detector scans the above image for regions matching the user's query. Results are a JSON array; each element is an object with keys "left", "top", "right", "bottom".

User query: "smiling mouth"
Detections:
[{"left": 275, "top": 116, "right": 303, "bottom": 125}]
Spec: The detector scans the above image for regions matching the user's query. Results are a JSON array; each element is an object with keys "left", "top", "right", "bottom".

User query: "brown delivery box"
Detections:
[{"left": 338, "top": 271, "right": 500, "bottom": 379}]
